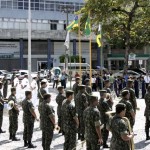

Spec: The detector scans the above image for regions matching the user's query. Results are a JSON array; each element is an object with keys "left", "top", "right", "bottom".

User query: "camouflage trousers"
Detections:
[
  {"left": 0, "top": 110, "right": 3, "bottom": 128},
  {"left": 42, "top": 130, "right": 53, "bottom": 150},
  {"left": 9, "top": 115, "right": 18, "bottom": 134},
  {"left": 23, "top": 122, "right": 34, "bottom": 141},
  {"left": 145, "top": 116, "right": 150, "bottom": 135},
  {"left": 102, "top": 124, "right": 109, "bottom": 144},
  {"left": 78, "top": 115, "right": 85, "bottom": 138},
  {"left": 64, "top": 130, "right": 76, "bottom": 150},
  {"left": 86, "top": 140, "right": 100, "bottom": 150}
]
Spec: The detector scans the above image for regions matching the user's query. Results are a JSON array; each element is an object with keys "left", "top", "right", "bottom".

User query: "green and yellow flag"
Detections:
[
  {"left": 84, "top": 17, "right": 91, "bottom": 36},
  {"left": 96, "top": 24, "right": 102, "bottom": 47},
  {"left": 67, "top": 16, "right": 79, "bottom": 31}
]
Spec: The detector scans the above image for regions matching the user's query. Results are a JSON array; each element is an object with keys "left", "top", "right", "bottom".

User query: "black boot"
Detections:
[
  {"left": 28, "top": 141, "right": 37, "bottom": 148},
  {"left": 0, "top": 128, "right": 6, "bottom": 133},
  {"left": 103, "top": 142, "right": 110, "bottom": 148},
  {"left": 12, "top": 134, "right": 20, "bottom": 141},
  {"left": 9, "top": 133, "right": 12, "bottom": 140},
  {"left": 24, "top": 141, "right": 28, "bottom": 147},
  {"left": 146, "top": 130, "right": 150, "bottom": 140}
]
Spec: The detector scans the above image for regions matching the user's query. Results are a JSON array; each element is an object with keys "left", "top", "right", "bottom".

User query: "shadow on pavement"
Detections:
[
  {"left": 53, "top": 143, "right": 64, "bottom": 149},
  {"left": 11, "top": 146, "right": 28, "bottom": 150},
  {"left": 0, "top": 140, "right": 11, "bottom": 145},
  {"left": 135, "top": 140, "right": 150, "bottom": 149}
]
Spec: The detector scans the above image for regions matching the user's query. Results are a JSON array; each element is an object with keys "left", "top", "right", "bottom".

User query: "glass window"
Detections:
[
  {"left": 35, "top": 3, "right": 39, "bottom": 10},
  {"left": 1, "top": 1, "right": 7, "bottom": 8},
  {"left": 40, "top": 3, "right": 44, "bottom": 10},
  {"left": 24, "top": 2, "right": 28, "bottom": 10},
  {"left": 18, "top": 1, "right": 23, "bottom": 9},
  {"left": 13, "top": 0, "right": 18, "bottom": 9}
]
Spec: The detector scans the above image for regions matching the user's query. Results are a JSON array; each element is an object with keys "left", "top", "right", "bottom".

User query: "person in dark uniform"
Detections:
[
  {"left": 141, "top": 76, "right": 146, "bottom": 99},
  {"left": 37, "top": 71, "right": 41, "bottom": 91},
  {"left": 11, "top": 72, "right": 16, "bottom": 87},
  {"left": 2, "top": 74, "right": 8, "bottom": 98},
  {"left": 72, "top": 77, "right": 80, "bottom": 98},
  {"left": 8, "top": 87, "right": 20, "bottom": 141},
  {"left": 134, "top": 77, "right": 139, "bottom": 98},
  {"left": 22, "top": 91, "right": 39, "bottom": 148},
  {"left": 0, "top": 81, "right": 6, "bottom": 133}
]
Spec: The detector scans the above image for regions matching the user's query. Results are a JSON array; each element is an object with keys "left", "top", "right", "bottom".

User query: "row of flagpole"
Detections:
[{"left": 64, "top": 13, "right": 102, "bottom": 86}]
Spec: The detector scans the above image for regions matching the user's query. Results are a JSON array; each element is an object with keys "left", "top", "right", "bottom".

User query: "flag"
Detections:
[
  {"left": 96, "top": 24, "right": 102, "bottom": 47},
  {"left": 84, "top": 17, "right": 91, "bottom": 36},
  {"left": 64, "top": 31, "right": 70, "bottom": 49},
  {"left": 67, "top": 16, "right": 79, "bottom": 31}
]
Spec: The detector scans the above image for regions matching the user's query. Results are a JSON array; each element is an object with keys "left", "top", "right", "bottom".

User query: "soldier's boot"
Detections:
[
  {"left": 80, "top": 134, "right": 85, "bottom": 141},
  {"left": 24, "top": 141, "right": 28, "bottom": 147},
  {"left": 28, "top": 141, "right": 37, "bottom": 148},
  {"left": 12, "top": 134, "right": 20, "bottom": 141},
  {"left": 146, "top": 129, "right": 150, "bottom": 140},
  {"left": 0, "top": 128, "right": 6, "bottom": 133},
  {"left": 103, "top": 142, "right": 110, "bottom": 148},
  {"left": 9, "top": 133, "right": 12, "bottom": 140}
]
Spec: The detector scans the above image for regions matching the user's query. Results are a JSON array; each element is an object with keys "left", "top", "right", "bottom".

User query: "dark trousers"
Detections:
[
  {"left": 64, "top": 130, "right": 76, "bottom": 150},
  {"left": 23, "top": 122, "right": 34, "bottom": 141},
  {"left": 78, "top": 115, "right": 85, "bottom": 138},
  {"left": 53, "top": 80, "right": 58, "bottom": 88},
  {"left": 0, "top": 110, "right": 3, "bottom": 129},
  {"left": 102, "top": 124, "right": 109, "bottom": 145},
  {"left": 86, "top": 140, "right": 100, "bottom": 150},
  {"left": 61, "top": 80, "right": 66, "bottom": 89},
  {"left": 42, "top": 130, "right": 53, "bottom": 150},
  {"left": 145, "top": 116, "right": 150, "bottom": 137},
  {"left": 9, "top": 115, "right": 18, "bottom": 134},
  {"left": 3, "top": 87, "right": 8, "bottom": 98}
]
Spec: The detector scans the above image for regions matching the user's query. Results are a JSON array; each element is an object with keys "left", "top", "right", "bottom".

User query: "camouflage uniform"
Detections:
[
  {"left": 109, "top": 115, "right": 130, "bottom": 150},
  {"left": 98, "top": 98, "right": 111, "bottom": 145},
  {"left": 3, "top": 77, "right": 8, "bottom": 98},
  {"left": 119, "top": 98, "right": 135, "bottom": 129},
  {"left": 56, "top": 92, "right": 66, "bottom": 131},
  {"left": 83, "top": 106, "right": 101, "bottom": 150},
  {"left": 123, "top": 87, "right": 137, "bottom": 112},
  {"left": 22, "top": 99, "right": 35, "bottom": 142},
  {"left": 61, "top": 100, "right": 77, "bottom": 150},
  {"left": 72, "top": 82, "right": 79, "bottom": 98},
  {"left": 75, "top": 91, "right": 88, "bottom": 139},
  {"left": 40, "top": 101, "right": 55, "bottom": 150},
  {"left": 8, "top": 94, "right": 19, "bottom": 136},
  {"left": 0, "top": 90, "right": 4, "bottom": 131},
  {"left": 85, "top": 85, "right": 92, "bottom": 104},
  {"left": 144, "top": 91, "right": 150, "bottom": 139}
]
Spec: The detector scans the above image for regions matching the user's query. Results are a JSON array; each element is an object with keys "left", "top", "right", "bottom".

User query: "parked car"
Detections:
[
  {"left": 129, "top": 68, "right": 146, "bottom": 75},
  {"left": 113, "top": 70, "right": 141, "bottom": 78}
]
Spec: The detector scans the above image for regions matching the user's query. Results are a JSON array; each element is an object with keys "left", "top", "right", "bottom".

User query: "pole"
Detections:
[
  {"left": 89, "top": 36, "right": 92, "bottom": 87},
  {"left": 78, "top": 15, "right": 82, "bottom": 78},
  {"left": 28, "top": 0, "right": 32, "bottom": 85},
  {"left": 100, "top": 24, "right": 103, "bottom": 89}
]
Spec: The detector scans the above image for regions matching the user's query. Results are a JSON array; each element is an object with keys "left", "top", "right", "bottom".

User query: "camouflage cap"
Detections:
[
  {"left": 121, "top": 90, "right": 129, "bottom": 97},
  {"left": 66, "top": 90, "right": 74, "bottom": 95},
  {"left": 127, "top": 79, "right": 134, "bottom": 83},
  {"left": 79, "top": 85, "right": 85, "bottom": 90},
  {"left": 89, "top": 95, "right": 98, "bottom": 103}
]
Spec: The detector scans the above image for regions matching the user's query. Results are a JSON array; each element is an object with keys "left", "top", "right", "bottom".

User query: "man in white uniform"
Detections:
[
  {"left": 31, "top": 75, "right": 38, "bottom": 107},
  {"left": 13, "top": 74, "right": 20, "bottom": 101},
  {"left": 21, "top": 74, "right": 30, "bottom": 100},
  {"left": 144, "top": 73, "right": 150, "bottom": 89}
]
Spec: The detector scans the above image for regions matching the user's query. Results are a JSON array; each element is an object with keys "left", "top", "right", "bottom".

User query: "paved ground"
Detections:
[{"left": 0, "top": 82, "right": 150, "bottom": 150}]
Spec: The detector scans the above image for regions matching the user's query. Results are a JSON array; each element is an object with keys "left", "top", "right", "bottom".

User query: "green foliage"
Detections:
[{"left": 78, "top": 0, "right": 150, "bottom": 49}]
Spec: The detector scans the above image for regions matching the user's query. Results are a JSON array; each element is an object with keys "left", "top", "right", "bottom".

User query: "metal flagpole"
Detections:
[
  {"left": 78, "top": 15, "right": 82, "bottom": 78},
  {"left": 100, "top": 24, "right": 103, "bottom": 89},
  {"left": 28, "top": 0, "right": 32, "bottom": 85},
  {"left": 89, "top": 35, "right": 92, "bottom": 87}
]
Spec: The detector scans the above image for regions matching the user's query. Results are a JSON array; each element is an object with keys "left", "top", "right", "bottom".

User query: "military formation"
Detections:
[{"left": 0, "top": 72, "right": 150, "bottom": 150}]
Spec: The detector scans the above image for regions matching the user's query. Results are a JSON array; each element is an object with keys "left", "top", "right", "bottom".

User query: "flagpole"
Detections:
[
  {"left": 78, "top": 14, "right": 82, "bottom": 78},
  {"left": 89, "top": 34, "right": 92, "bottom": 87},
  {"left": 100, "top": 25, "right": 103, "bottom": 89}
]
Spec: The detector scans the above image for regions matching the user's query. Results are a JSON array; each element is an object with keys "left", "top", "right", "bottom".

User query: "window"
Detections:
[{"left": 50, "top": 20, "right": 58, "bottom": 30}]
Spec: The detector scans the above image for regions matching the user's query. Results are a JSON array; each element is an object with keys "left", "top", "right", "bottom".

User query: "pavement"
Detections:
[{"left": 0, "top": 82, "right": 150, "bottom": 150}]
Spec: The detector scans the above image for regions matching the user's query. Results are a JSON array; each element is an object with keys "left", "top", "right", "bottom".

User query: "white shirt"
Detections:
[
  {"left": 21, "top": 78, "right": 30, "bottom": 90},
  {"left": 91, "top": 77, "right": 96, "bottom": 84},
  {"left": 31, "top": 79, "right": 38, "bottom": 91},
  {"left": 14, "top": 77, "right": 19, "bottom": 88},
  {"left": 144, "top": 75, "right": 150, "bottom": 83}
]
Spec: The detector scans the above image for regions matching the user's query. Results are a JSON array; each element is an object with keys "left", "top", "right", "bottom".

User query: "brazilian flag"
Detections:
[
  {"left": 67, "top": 16, "right": 79, "bottom": 31},
  {"left": 84, "top": 17, "right": 91, "bottom": 36}
]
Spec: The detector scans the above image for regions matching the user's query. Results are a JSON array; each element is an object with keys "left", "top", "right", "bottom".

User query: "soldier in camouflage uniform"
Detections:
[
  {"left": 56, "top": 86, "right": 66, "bottom": 133},
  {"left": 85, "top": 78, "right": 92, "bottom": 104},
  {"left": 98, "top": 90, "right": 111, "bottom": 148},
  {"left": 8, "top": 87, "right": 20, "bottom": 141},
  {"left": 144, "top": 85, "right": 150, "bottom": 140},
  {"left": 119, "top": 90, "right": 135, "bottom": 129},
  {"left": 123, "top": 80, "right": 137, "bottom": 112},
  {"left": 40, "top": 94, "right": 55, "bottom": 150},
  {"left": 0, "top": 81, "right": 6, "bottom": 133},
  {"left": 83, "top": 95, "right": 103, "bottom": 150},
  {"left": 107, "top": 103, "right": 134, "bottom": 150},
  {"left": 103, "top": 80, "right": 113, "bottom": 109},
  {"left": 72, "top": 77, "right": 80, "bottom": 98},
  {"left": 2, "top": 74, "right": 8, "bottom": 98},
  {"left": 75, "top": 85, "right": 88, "bottom": 140},
  {"left": 61, "top": 90, "right": 79, "bottom": 150},
  {"left": 22, "top": 91, "right": 39, "bottom": 148}
]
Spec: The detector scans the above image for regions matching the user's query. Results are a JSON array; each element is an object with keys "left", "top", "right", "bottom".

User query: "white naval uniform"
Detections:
[
  {"left": 31, "top": 79, "right": 38, "bottom": 107},
  {"left": 21, "top": 78, "right": 30, "bottom": 99},
  {"left": 14, "top": 77, "right": 20, "bottom": 100}
]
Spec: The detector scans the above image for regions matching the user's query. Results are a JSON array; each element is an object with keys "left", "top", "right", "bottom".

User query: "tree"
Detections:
[{"left": 78, "top": 0, "right": 150, "bottom": 71}]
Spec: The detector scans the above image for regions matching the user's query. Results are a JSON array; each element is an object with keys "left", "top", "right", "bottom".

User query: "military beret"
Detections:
[
  {"left": 79, "top": 85, "right": 85, "bottom": 90},
  {"left": 99, "top": 90, "right": 107, "bottom": 94},
  {"left": 66, "top": 90, "right": 74, "bottom": 95},
  {"left": 57, "top": 86, "right": 64, "bottom": 90},
  {"left": 121, "top": 90, "right": 129, "bottom": 97}
]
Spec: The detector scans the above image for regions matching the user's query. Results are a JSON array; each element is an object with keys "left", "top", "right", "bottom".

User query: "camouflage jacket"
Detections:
[
  {"left": 40, "top": 101, "right": 55, "bottom": 131},
  {"left": 72, "top": 83, "right": 79, "bottom": 97},
  {"left": 38, "top": 87, "right": 47, "bottom": 103},
  {"left": 144, "top": 92, "right": 150, "bottom": 116},
  {"left": 22, "top": 99, "right": 35, "bottom": 124},
  {"left": 109, "top": 115, "right": 130, "bottom": 150},
  {"left": 83, "top": 106, "right": 101, "bottom": 143}
]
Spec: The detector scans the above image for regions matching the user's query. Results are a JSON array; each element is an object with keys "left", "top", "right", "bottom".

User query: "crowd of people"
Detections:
[{"left": 0, "top": 71, "right": 150, "bottom": 150}]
